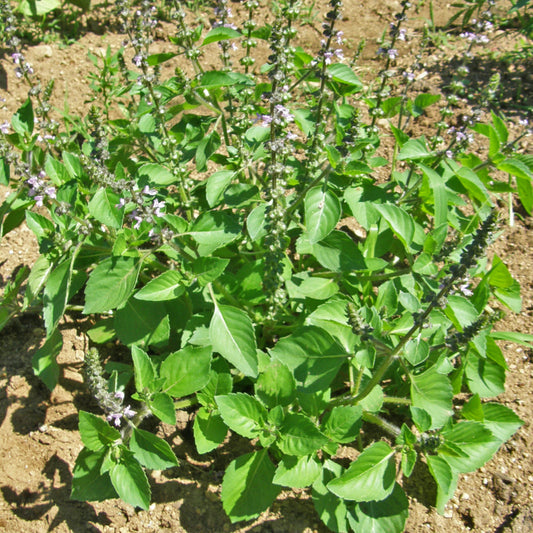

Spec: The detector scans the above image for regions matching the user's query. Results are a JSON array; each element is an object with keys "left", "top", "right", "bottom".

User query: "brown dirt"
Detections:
[{"left": 0, "top": 1, "right": 532, "bottom": 532}]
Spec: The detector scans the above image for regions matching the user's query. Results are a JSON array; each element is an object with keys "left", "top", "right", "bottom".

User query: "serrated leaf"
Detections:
[
  {"left": 322, "top": 405, "right": 363, "bottom": 444},
  {"left": 160, "top": 345, "right": 211, "bottom": 397},
  {"left": 440, "top": 421, "right": 497, "bottom": 473},
  {"left": 312, "top": 460, "right": 349, "bottom": 533},
  {"left": 326, "top": 63, "right": 363, "bottom": 88},
  {"left": 426, "top": 455, "right": 456, "bottom": 514},
  {"left": 273, "top": 455, "right": 322, "bottom": 488},
  {"left": 71, "top": 447, "right": 118, "bottom": 502},
  {"left": 410, "top": 367, "right": 453, "bottom": 430},
  {"left": 304, "top": 187, "right": 341, "bottom": 244},
  {"left": 397, "top": 138, "right": 433, "bottom": 160},
  {"left": 278, "top": 413, "right": 328, "bottom": 456},
  {"left": 137, "top": 163, "right": 176, "bottom": 185},
  {"left": 148, "top": 392, "right": 177, "bottom": 425},
  {"left": 189, "top": 211, "right": 241, "bottom": 256},
  {"left": 210, "top": 304, "right": 258, "bottom": 377},
  {"left": 32, "top": 328, "right": 62, "bottom": 391},
  {"left": 465, "top": 353, "right": 505, "bottom": 397},
  {"left": 206, "top": 170, "right": 235, "bottom": 207},
  {"left": 109, "top": 453, "right": 151, "bottom": 510},
  {"left": 130, "top": 428, "right": 178, "bottom": 470},
  {"left": 327, "top": 441, "right": 396, "bottom": 501},
  {"left": 78, "top": 411, "right": 121, "bottom": 451},
  {"left": 88, "top": 188, "right": 123, "bottom": 229},
  {"left": 255, "top": 360, "right": 296, "bottom": 408},
  {"left": 373, "top": 204, "right": 415, "bottom": 248},
  {"left": 349, "top": 483, "right": 409, "bottom": 533},
  {"left": 221, "top": 450, "right": 280, "bottom": 522},
  {"left": 134, "top": 270, "right": 185, "bottom": 301},
  {"left": 202, "top": 26, "right": 242, "bottom": 46},
  {"left": 479, "top": 403, "right": 523, "bottom": 444},
  {"left": 215, "top": 393, "right": 266, "bottom": 438},
  {"left": 84, "top": 256, "right": 140, "bottom": 314},
  {"left": 11, "top": 98, "right": 34, "bottom": 135},
  {"left": 131, "top": 345, "right": 155, "bottom": 393},
  {"left": 193, "top": 406, "right": 228, "bottom": 454},
  {"left": 115, "top": 298, "right": 170, "bottom": 349},
  {"left": 270, "top": 326, "right": 347, "bottom": 393}
]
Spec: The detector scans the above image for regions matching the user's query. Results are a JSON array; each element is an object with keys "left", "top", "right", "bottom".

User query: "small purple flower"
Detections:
[
  {"left": 107, "top": 412, "right": 123, "bottom": 427},
  {"left": 0, "top": 121, "right": 10, "bottom": 134},
  {"left": 115, "top": 197, "right": 127, "bottom": 209},
  {"left": 459, "top": 283, "right": 473, "bottom": 297},
  {"left": 335, "top": 31, "right": 344, "bottom": 45},
  {"left": 132, "top": 54, "right": 143, "bottom": 67},
  {"left": 445, "top": 150, "right": 454, "bottom": 158},
  {"left": 34, "top": 195, "right": 44, "bottom": 207},
  {"left": 123, "top": 405, "right": 136, "bottom": 419},
  {"left": 274, "top": 104, "right": 294, "bottom": 123},
  {"left": 256, "top": 114, "right": 272, "bottom": 127},
  {"left": 153, "top": 199, "right": 165, "bottom": 217},
  {"left": 403, "top": 71, "right": 415, "bottom": 82},
  {"left": 387, "top": 48, "right": 398, "bottom": 60},
  {"left": 44, "top": 186, "right": 56, "bottom": 199},
  {"left": 142, "top": 185, "right": 157, "bottom": 196},
  {"left": 114, "top": 391, "right": 125, "bottom": 401},
  {"left": 11, "top": 52, "right": 22, "bottom": 64}
]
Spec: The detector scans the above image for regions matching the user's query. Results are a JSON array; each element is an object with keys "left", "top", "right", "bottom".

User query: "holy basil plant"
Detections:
[{"left": 0, "top": 0, "right": 530, "bottom": 531}]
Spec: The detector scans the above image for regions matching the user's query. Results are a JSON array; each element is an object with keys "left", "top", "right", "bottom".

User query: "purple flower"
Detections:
[
  {"left": 11, "top": 52, "right": 22, "bottom": 64},
  {"left": 142, "top": 185, "right": 157, "bottom": 196},
  {"left": 0, "top": 121, "right": 10, "bottom": 134},
  {"left": 256, "top": 114, "right": 272, "bottom": 127},
  {"left": 115, "top": 197, "right": 127, "bottom": 209},
  {"left": 123, "top": 405, "right": 136, "bottom": 419},
  {"left": 44, "top": 186, "right": 56, "bottom": 199},
  {"left": 107, "top": 412, "right": 123, "bottom": 427},
  {"left": 387, "top": 48, "right": 398, "bottom": 60},
  {"left": 114, "top": 391, "right": 125, "bottom": 401},
  {"left": 132, "top": 54, "right": 143, "bottom": 67},
  {"left": 153, "top": 199, "right": 165, "bottom": 217}
]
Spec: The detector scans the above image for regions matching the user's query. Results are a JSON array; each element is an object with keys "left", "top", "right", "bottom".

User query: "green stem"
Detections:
[{"left": 362, "top": 411, "right": 401, "bottom": 437}]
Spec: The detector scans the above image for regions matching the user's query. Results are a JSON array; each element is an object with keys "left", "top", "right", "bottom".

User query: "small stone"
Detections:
[
  {"left": 444, "top": 509, "right": 453, "bottom": 518},
  {"left": 460, "top": 492, "right": 470, "bottom": 501}
]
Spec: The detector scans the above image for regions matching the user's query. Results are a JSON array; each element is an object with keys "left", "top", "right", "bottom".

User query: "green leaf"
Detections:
[
  {"left": 110, "top": 453, "right": 151, "bottom": 510},
  {"left": 311, "top": 230, "right": 366, "bottom": 272},
  {"left": 255, "top": 360, "right": 296, "bottom": 408},
  {"left": 115, "top": 298, "right": 170, "bottom": 349},
  {"left": 497, "top": 158, "right": 532, "bottom": 180},
  {"left": 43, "top": 254, "right": 84, "bottom": 335},
  {"left": 134, "top": 271, "right": 185, "bottom": 301},
  {"left": 71, "top": 447, "right": 118, "bottom": 502},
  {"left": 189, "top": 211, "right": 241, "bottom": 256},
  {"left": 137, "top": 163, "right": 176, "bottom": 185},
  {"left": 84, "top": 256, "right": 140, "bottom": 314},
  {"left": 490, "top": 330, "right": 533, "bottom": 349},
  {"left": 373, "top": 204, "right": 414, "bottom": 249},
  {"left": 410, "top": 367, "right": 453, "bottom": 430},
  {"left": 349, "top": 483, "right": 409, "bottom": 533},
  {"left": 146, "top": 52, "right": 178, "bottom": 66},
  {"left": 322, "top": 405, "right": 363, "bottom": 444},
  {"left": 327, "top": 441, "right": 396, "bottom": 501},
  {"left": 273, "top": 455, "right": 322, "bottom": 488},
  {"left": 397, "top": 137, "right": 433, "bottom": 160},
  {"left": 148, "top": 392, "right": 177, "bottom": 425},
  {"left": 278, "top": 413, "right": 328, "bottom": 456},
  {"left": 312, "top": 460, "right": 349, "bottom": 533},
  {"left": 196, "top": 129, "right": 221, "bottom": 171},
  {"left": 23, "top": 255, "right": 54, "bottom": 309},
  {"left": 193, "top": 406, "right": 228, "bottom": 454},
  {"left": 17, "top": 0, "right": 60, "bottom": 16},
  {"left": 465, "top": 353, "right": 505, "bottom": 397},
  {"left": 426, "top": 455, "right": 456, "bottom": 514},
  {"left": 326, "top": 63, "right": 363, "bottom": 88},
  {"left": 32, "top": 328, "right": 62, "bottom": 391},
  {"left": 516, "top": 176, "right": 533, "bottom": 214},
  {"left": 199, "top": 71, "right": 251, "bottom": 88},
  {"left": 202, "top": 26, "right": 242, "bottom": 46},
  {"left": 440, "top": 421, "right": 497, "bottom": 473},
  {"left": 215, "top": 393, "right": 267, "bottom": 438},
  {"left": 246, "top": 204, "right": 267, "bottom": 242},
  {"left": 270, "top": 326, "right": 347, "bottom": 393},
  {"left": 191, "top": 257, "right": 230, "bottom": 286},
  {"left": 210, "top": 304, "right": 258, "bottom": 377},
  {"left": 78, "top": 411, "right": 121, "bottom": 451},
  {"left": 0, "top": 158, "right": 8, "bottom": 186},
  {"left": 160, "top": 345, "right": 212, "bottom": 397},
  {"left": 129, "top": 428, "right": 178, "bottom": 470},
  {"left": 304, "top": 187, "right": 341, "bottom": 244},
  {"left": 206, "top": 170, "right": 235, "bottom": 207},
  {"left": 88, "top": 188, "right": 124, "bottom": 229},
  {"left": 480, "top": 403, "right": 523, "bottom": 443},
  {"left": 454, "top": 166, "right": 490, "bottom": 203},
  {"left": 221, "top": 450, "right": 280, "bottom": 522},
  {"left": 11, "top": 98, "right": 34, "bottom": 135},
  {"left": 131, "top": 345, "right": 155, "bottom": 393}
]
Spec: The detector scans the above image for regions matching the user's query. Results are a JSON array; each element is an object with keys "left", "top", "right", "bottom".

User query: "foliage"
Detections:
[{"left": 0, "top": 0, "right": 531, "bottom": 531}]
